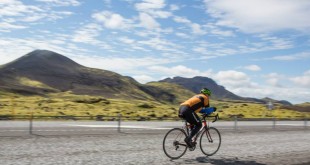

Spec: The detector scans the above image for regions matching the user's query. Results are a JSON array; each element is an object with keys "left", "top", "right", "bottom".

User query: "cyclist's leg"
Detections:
[
  {"left": 178, "top": 105, "right": 188, "bottom": 118},
  {"left": 183, "top": 110, "right": 202, "bottom": 147},
  {"left": 185, "top": 112, "right": 202, "bottom": 139}
]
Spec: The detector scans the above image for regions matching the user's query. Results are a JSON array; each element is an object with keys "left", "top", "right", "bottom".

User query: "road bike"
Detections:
[{"left": 163, "top": 113, "right": 221, "bottom": 159}]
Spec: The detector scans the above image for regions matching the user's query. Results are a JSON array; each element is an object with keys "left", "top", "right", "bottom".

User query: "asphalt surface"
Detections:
[
  {"left": 0, "top": 120, "right": 308, "bottom": 136},
  {"left": 0, "top": 121, "right": 309, "bottom": 165}
]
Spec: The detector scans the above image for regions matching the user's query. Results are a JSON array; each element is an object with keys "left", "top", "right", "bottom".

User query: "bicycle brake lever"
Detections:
[{"left": 212, "top": 114, "right": 219, "bottom": 123}]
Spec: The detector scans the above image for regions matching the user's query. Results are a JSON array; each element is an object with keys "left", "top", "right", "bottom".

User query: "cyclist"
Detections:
[{"left": 178, "top": 88, "right": 216, "bottom": 148}]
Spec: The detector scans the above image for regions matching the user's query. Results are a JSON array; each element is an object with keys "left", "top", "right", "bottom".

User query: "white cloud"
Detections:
[
  {"left": 243, "top": 65, "right": 261, "bottom": 71},
  {"left": 259, "top": 35, "right": 294, "bottom": 50},
  {"left": 209, "top": 28, "right": 235, "bottom": 37},
  {"left": 266, "top": 78, "right": 280, "bottom": 87},
  {"left": 170, "top": 4, "right": 180, "bottom": 11},
  {"left": 0, "top": 0, "right": 74, "bottom": 31},
  {"left": 22, "top": 15, "right": 45, "bottom": 22},
  {"left": 175, "top": 32, "right": 190, "bottom": 38},
  {"left": 71, "top": 56, "right": 172, "bottom": 75},
  {"left": 214, "top": 70, "right": 253, "bottom": 88},
  {"left": 173, "top": 16, "right": 206, "bottom": 35},
  {"left": 231, "top": 85, "right": 310, "bottom": 104},
  {"left": 173, "top": 16, "right": 191, "bottom": 24},
  {"left": 148, "top": 10, "right": 172, "bottom": 19},
  {"left": 268, "top": 52, "right": 310, "bottom": 61},
  {"left": 204, "top": 0, "right": 310, "bottom": 33},
  {"left": 263, "top": 73, "right": 284, "bottom": 87},
  {"left": 191, "top": 23, "right": 205, "bottom": 35},
  {"left": 0, "top": 0, "right": 42, "bottom": 17},
  {"left": 138, "top": 37, "right": 181, "bottom": 52},
  {"left": 135, "top": 0, "right": 165, "bottom": 11},
  {"left": 119, "top": 37, "right": 135, "bottom": 44},
  {"left": 71, "top": 23, "right": 112, "bottom": 49},
  {"left": 148, "top": 65, "right": 212, "bottom": 78},
  {"left": 36, "top": 0, "right": 81, "bottom": 6},
  {"left": 135, "top": 0, "right": 171, "bottom": 19},
  {"left": 92, "top": 11, "right": 131, "bottom": 29},
  {"left": 211, "top": 70, "right": 310, "bottom": 103},
  {"left": 290, "top": 70, "right": 310, "bottom": 88},
  {"left": 139, "top": 12, "right": 160, "bottom": 29},
  {"left": 0, "top": 22, "right": 27, "bottom": 32},
  {"left": 132, "top": 75, "right": 155, "bottom": 84}
]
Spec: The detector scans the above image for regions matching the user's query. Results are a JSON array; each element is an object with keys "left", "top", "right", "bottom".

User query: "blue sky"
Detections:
[{"left": 0, "top": 0, "right": 310, "bottom": 104}]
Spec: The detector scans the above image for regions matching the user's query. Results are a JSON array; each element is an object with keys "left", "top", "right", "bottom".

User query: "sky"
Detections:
[{"left": 0, "top": 0, "right": 310, "bottom": 104}]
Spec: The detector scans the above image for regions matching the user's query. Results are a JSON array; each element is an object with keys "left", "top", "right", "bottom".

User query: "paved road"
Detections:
[
  {"left": 0, "top": 121, "right": 309, "bottom": 165},
  {"left": 0, "top": 120, "right": 308, "bottom": 136}
]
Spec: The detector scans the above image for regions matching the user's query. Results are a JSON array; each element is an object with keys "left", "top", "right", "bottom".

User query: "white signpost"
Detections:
[
  {"left": 267, "top": 101, "right": 274, "bottom": 110},
  {"left": 262, "top": 101, "right": 274, "bottom": 118}
]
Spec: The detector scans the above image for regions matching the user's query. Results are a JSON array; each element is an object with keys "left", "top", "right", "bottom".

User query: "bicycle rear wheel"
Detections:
[
  {"left": 163, "top": 128, "right": 188, "bottom": 159},
  {"left": 200, "top": 127, "right": 221, "bottom": 156}
]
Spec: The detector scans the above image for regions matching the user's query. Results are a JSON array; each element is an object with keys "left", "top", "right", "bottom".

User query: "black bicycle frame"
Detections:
[{"left": 185, "top": 114, "right": 218, "bottom": 143}]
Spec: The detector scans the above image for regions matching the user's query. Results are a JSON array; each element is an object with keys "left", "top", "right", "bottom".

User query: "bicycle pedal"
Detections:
[{"left": 189, "top": 146, "right": 195, "bottom": 151}]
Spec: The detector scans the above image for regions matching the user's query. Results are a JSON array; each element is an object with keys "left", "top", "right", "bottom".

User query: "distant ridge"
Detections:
[
  {"left": 0, "top": 49, "right": 292, "bottom": 105},
  {"left": 159, "top": 76, "right": 292, "bottom": 105},
  {"left": 160, "top": 76, "right": 242, "bottom": 100}
]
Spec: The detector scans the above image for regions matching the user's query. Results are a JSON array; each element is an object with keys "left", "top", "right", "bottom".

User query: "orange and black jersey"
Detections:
[{"left": 180, "top": 94, "right": 209, "bottom": 113}]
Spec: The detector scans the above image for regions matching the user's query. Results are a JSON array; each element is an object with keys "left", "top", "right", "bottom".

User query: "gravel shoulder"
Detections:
[{"left": 0, "top": 130, "right": 309, "bottom": 165}]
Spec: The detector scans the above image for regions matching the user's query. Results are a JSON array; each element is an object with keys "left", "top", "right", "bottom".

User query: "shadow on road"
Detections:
[{"left": 181, "top": 157, "right": 266, "bottom": 165}]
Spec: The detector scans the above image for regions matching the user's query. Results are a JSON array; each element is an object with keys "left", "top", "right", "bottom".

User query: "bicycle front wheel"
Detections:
[
  {"left": 163, "top": 128, "right": 188, "bottom": 159},
  {"left": 200, "top": 127, "right": 221, "bottom": 156}
]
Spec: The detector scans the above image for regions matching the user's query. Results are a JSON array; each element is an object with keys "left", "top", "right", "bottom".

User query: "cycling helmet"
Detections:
[{"left": 200, "top": 88, "right": 211, "bottom": 96}]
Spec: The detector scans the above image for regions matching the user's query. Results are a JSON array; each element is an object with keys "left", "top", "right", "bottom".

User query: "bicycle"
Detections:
[{"left": 163, "top": 113, "right": 221, "bottom": 159}]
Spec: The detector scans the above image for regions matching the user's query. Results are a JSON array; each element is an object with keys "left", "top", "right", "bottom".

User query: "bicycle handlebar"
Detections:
[
  {"left": 202, "top": 113, "right": 219, "bottom": 123},
  {"left": 212, "top": 114, "right": 219, "bottom": 123}
]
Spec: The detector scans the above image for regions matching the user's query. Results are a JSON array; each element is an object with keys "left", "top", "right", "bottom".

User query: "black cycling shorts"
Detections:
[{"left": 178, "top": 105, "right": 201, "bottom": 125}]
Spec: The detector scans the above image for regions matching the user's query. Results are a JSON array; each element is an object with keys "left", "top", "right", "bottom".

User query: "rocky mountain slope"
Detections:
[
  {"left": 0, "top": 50, "right": 292, "bottom": 105},
  {"left": 0, "top": 50, "right": 168, "bottom": 102},
  {"left": 160, "top": 77, "right": 292, "bottom": 105}
]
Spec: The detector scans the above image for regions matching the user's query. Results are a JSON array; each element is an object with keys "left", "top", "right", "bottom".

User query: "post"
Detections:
[
  {"left": 118, "top": 114, "right": 121, "bottom": 133},
  {"left": 29, "top": 111, "right": 33, "bottom": 135},
  {"left": 10, "top": 97, "right": 15, "bottom": 120},
  {"left": 272, "top": 117, "right": 276, "bottom": 130},
  {"left": 234, "top": 116, "right": 237, "bottom": 131},
  {"left": 304, "top": 118, "right": 308, "bottom": 130}
]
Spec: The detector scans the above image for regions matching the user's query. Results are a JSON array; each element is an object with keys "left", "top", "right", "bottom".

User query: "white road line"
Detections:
[
  {"left": 276, "top": 124, "right": 308, "bottom": 126},
  {"left": 64, "top": 124, "right": 171, "bottom": 130}
]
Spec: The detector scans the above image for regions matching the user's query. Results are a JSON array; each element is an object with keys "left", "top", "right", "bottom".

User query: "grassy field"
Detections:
[{"left": 0, "top": 92, "right": 309, "bottom": 120}]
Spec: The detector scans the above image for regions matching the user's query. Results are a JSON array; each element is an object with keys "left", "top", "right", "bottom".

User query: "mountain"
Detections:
[
  {"left": 159, "top": 76, "right": 242, "bottom": 100},
  {"left": 145, "top": 82, "right": 196, "bottom": 104},
  {"left": 0, "top": 50, "right": 166, "bottom": 101},
  {"left": 159, "top": 76, "right": 292, "bottom": 105},
  {"left": 0, "top": 50, "right": 292, "bottom": 105},
  {"left": 261, "top": 97, "right": 292, "bottom": 106}
]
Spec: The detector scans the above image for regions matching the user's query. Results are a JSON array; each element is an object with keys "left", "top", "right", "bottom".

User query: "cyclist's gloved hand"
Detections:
[{"left": 200, "top": 107, "right": 216, "bottom": 115}]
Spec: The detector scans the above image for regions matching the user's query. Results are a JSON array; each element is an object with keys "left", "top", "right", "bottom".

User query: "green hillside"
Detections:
[{"left": 1, "top": 90, "right": 309, "bottom": 120}]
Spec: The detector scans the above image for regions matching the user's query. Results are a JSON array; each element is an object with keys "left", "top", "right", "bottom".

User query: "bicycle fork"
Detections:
[
  {"left": 202, "top": 120, "right": 214, "bottom": 143},
  {"left": 184, "top": 120, "right": 214, "bottom": 146}
]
